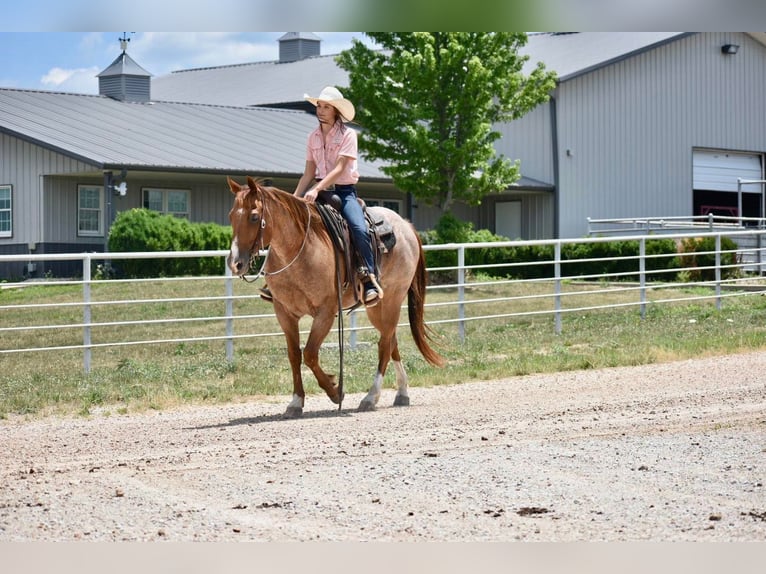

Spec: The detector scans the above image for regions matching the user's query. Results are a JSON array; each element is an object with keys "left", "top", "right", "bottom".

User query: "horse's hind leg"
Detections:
[
  {"left": 391, "top": 342, "right": 410, "bottom": 407},
  {"left": 359, "top": 332, "right": 407, "bottom": 411}
]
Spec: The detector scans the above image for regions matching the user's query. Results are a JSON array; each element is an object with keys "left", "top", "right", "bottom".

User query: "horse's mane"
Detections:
[{"left": 243, "top": 179, "right": 330, "bottom": 243}]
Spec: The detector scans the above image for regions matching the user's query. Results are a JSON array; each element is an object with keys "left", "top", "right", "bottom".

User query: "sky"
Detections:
[
  {"left": 0, "top": 0, "right": 763, "bottom": 95},
  {"left": 0, "top": 32, "right": 373, "bottom": 95}
]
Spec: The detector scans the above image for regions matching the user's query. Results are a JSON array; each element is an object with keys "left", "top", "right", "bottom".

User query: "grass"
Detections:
[{"left": 2, "top": 275, "right": 766, "bottom": 419}]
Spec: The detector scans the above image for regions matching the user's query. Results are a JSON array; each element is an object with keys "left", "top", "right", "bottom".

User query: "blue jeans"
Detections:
[{"left": 334, "top": 185, "right": 376, "bottom": 278}]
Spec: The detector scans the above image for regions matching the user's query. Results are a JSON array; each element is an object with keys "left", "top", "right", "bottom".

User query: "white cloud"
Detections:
[
  {"left": 41, "top": 66, "right": 99, "bottom": 93},
  {"left": 128, "top": 33, "right": 281, "bottom": 76}
]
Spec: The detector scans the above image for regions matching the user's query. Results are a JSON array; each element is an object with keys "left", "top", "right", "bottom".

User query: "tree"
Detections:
[{"left": 336, "top": 33, "right": 557, "bottom": 214}]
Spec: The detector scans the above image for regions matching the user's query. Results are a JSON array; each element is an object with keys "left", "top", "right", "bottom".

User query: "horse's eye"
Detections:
[{"left": 249, "top": 210, "right": 259, "bottom": 223}]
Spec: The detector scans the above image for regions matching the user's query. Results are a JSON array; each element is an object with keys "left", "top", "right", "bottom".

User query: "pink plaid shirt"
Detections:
[{"left": 306, "top": 122, "right": 359, "bottom": 185}]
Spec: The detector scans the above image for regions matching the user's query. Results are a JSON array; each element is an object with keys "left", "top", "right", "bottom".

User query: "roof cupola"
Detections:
[{"left": 97, "top": 33, "right": 152, "bottom": 102}]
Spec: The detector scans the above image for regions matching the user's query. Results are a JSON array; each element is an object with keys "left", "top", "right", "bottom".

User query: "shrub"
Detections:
[
  {"left": 422, "top": 213, "right": 516, "bottom": 283},
  {"left": 421, "top": 213, "right": 681, "bottom": 283},
  {"left": 108, "top": 209, "right": 231, "bottom": 277},
  {"left": 561, "top": 238, "right": 679, "bottom": 281},
  {"left": 677, "top": 236, "right": 740, "bottom": 281}
]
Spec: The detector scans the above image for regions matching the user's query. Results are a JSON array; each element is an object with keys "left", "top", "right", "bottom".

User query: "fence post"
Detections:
[
  {"left": 554, "top": 242, "right": 562, "bottom": 334},
  {"left": 715, "top": 234, "right": 722, "bottom": 310},
  {"left": 82, "top": 254, "right": 92, "bottom": 374},
  {"left": 225, "top": 265, "right": 234, "bottom": 363},
  {"left": 457, "top": 245, "right": 465, "bottom": 343},
  {"left": 639, "top": 237, "right": 647, "bottom": 320}
]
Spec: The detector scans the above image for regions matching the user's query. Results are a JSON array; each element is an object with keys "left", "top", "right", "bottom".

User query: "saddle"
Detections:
[{"left": 316, "top": 192, "right": 396, "bottom": 304}]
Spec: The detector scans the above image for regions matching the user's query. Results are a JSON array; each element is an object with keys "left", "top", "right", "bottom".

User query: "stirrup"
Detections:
[
  {"left": 364, "top": 286, "right": 380, "bottom": 308},
  {"left": 259, "top": 286, "right": 273, "bottom": 302}
]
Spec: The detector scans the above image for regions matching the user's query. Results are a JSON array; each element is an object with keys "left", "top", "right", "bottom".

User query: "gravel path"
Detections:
[{"left": 1, "top": 351, "right": 765, "bottom": 541}]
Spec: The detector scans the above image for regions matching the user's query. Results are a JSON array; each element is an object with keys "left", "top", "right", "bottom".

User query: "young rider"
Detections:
[{"left": 261, "top": 86, "right": 380, "bottom": 307}]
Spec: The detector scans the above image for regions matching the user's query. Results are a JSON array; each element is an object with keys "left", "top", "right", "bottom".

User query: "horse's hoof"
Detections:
[
  {"left": 393, "top": 395, "right": 410, "bottom": 407},
  {"left": 357, "top": 399, "right": 376, "bottom": 412},
  {"left": 284, "top": 406, "right": 303, "bottom": 418}
]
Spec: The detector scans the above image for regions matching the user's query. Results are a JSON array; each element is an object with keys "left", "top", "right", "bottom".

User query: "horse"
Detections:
[{"left": 227, "top": 176, "right": 444, "bottom": 417}]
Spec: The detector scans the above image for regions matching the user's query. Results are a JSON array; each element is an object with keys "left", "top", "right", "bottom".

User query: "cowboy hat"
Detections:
[{"left": 304, "top": 86, "right": 355, "bottom": 122}]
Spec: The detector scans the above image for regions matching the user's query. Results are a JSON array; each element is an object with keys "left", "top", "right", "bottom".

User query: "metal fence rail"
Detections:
[{"left": 3, "top": 229, "right": 766, "bottom": 374}]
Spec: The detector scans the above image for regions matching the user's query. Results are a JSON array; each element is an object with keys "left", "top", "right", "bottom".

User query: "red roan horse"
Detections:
[{"left": 227, "top": 177, "right": 444, "bottom": 417}]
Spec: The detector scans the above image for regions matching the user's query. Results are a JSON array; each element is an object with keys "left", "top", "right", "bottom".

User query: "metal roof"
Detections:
[
  {"left": 278, "top": 32, "right": 322, "bottom": 42},
  {"left": 0, "top": 87, "right": 386, "bottom": 178},
  {"left": 152, "top": 53, "right": 350, "bottom": 107},
  {"left": 520, "top": 32, "right": 687, "bottom": 81},
  {"left": 152, "top": 33, "right": 688, "bottom": 107},
  {"left": 97, "top": 51, "right": 153, "bottom": 78}
]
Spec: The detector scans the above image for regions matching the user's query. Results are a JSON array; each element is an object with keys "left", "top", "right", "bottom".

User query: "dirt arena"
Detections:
[{"left": 1, "top": 351, "right": 765, "bottom": 542}]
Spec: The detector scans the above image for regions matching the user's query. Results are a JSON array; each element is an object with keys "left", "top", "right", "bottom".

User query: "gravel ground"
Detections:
[{"left": 1, "top": 351, "right": 765, "bottom": 542}]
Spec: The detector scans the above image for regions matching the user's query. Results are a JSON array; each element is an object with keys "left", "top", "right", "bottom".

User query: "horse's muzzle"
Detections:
[{"left": 227, "top": 250, "right": 248, "bottom": 276}]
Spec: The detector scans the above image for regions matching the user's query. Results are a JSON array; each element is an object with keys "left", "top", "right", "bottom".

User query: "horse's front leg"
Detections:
[
  {"left": 274, "top": 309, "right": 305, "bottom": 418},
  {"left": 302, "top": 310, "right": 343, "bottom": 406}
]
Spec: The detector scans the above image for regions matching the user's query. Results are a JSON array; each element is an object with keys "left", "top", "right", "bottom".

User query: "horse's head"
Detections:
[{"left": 227, "top": 176, "right": 265, "bottom": 277}]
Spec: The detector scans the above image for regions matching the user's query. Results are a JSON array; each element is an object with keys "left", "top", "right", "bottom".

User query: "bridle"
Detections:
[{"left": 238, "top": 189, "right": 312, "bottom": 282}]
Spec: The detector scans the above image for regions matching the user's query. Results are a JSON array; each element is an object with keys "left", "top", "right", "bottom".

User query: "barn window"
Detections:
[
  {"left": 0, "top": 185, "right": 11, "bottom": 238},
  {"left": 77, "top": 185, "right": 104, "bottom": 237},
  {"left": 142, "top": 188, "right": 190, "bottom": 218}
]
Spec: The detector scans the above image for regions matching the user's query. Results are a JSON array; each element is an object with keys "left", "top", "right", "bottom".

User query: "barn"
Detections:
[{"left": 2, "top": 32, "right": 765, "bottom": 279}]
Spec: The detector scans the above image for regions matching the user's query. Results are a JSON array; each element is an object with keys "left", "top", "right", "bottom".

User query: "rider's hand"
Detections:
[{"left": 304, "top": 188, "right": 319, "bottom": 203}]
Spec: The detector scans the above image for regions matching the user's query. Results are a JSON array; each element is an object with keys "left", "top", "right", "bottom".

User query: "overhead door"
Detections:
[{"left": 693, "top": 150, "right": 762, "bottom": 192}]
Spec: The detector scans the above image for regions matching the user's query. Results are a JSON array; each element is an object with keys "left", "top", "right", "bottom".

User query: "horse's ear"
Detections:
[
  {"left": 227, "top": 177, "right": 241, "bottom": 195},
  {"left": 246, "top": 176, "right": 260, "bottom": 191}
]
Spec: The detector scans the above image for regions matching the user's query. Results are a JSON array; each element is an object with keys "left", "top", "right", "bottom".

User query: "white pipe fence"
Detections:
[{"left": 3, "top": 229, "right": 766, "bottom": 374}]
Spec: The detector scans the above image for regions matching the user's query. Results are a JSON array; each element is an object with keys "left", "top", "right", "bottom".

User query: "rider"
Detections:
[{"left": 261, "top": 86, "right": 380, "bottom": 307}]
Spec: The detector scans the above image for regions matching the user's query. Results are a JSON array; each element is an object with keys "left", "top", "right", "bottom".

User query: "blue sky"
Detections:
[{"left": 0, "top": 32, "right": 372, "bottom": 94}]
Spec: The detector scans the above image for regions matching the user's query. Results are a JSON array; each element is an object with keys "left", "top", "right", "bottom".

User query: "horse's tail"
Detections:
[{"left": 408, "top": 237, "right": 445, "bottom": 368}]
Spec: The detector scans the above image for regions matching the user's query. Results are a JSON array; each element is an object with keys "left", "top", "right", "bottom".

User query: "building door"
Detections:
[
  {"left": 495, "top": 200, "right": 522, "bottom": 240},
  {"left": 693, "top": 150, "right": 763, "bottom": 219}
]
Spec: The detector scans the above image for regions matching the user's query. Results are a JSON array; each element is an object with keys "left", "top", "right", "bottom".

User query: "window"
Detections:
[
  {"left": 0, "top": 185, "right": 11, "bottom": 238},
  {"left": 364, "top": 198, "right": 402, "bottom": 214},
  {"left": 77, "top": 185, "right": 103, "bottom": 236},
  {"left": 142, "top": 188, "right": 190, "bottom": 218}
]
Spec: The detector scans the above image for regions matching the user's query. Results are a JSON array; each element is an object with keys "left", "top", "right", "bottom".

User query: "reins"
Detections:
[{"left": 240, "top": 194, "right": 312, "bottom": 282}]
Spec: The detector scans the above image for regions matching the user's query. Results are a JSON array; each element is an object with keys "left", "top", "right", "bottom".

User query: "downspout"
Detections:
[
  {"left": 103, "top": 170, "right": 112, "bottom": 266},
  {"left": 549, "top": 93, "right": 560, "bottom": 239}
]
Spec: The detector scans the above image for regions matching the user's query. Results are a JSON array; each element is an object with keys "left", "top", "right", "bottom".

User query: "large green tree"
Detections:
[{"left": 336, "top": 32, "right": 557, "bottom": 213}]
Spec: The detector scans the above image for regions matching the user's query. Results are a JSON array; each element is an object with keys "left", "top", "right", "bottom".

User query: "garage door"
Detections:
[{"left": 693, "top": 150, "right": 762, "bottom": 192}]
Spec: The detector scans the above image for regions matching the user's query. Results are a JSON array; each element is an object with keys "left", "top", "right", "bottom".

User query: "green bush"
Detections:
[
  {"left": 422, "top": 213, "right": 516, "bottom": 282},
  {"left": 422, "top": 213, "right": 681, "bottom": 283},
  {"left": 561, "top": 238, "right": 680, "bottom": 281},
  {"left": 108, "top": 209, "right": 231, "bottom": 277},
  {"left": 678, "top": 236, "right": 740, "bottom": 281}
]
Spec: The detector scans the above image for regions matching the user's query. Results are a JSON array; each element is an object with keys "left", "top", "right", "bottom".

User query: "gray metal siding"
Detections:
[
  {"left": 45, "top": 175, "right": 239, "bottom": 245},
  {"left": 1, "top": 134, "right": 97, "bottom": 248},
  {"left": 495, "top": 103, "right": 554, "bottom": 185},
  {"left": 555, "top": 32, "right": 766, "bottom": 238}
]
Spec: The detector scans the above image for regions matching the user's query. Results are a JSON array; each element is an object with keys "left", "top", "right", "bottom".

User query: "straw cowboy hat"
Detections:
[{"left": 304, "top": 86, "right": 356, "bottom": 122}]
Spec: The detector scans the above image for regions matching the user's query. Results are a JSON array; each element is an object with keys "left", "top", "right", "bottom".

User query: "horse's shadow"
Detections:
[{"left": 188, "top": 406, "right": 356, "bottom": 430}]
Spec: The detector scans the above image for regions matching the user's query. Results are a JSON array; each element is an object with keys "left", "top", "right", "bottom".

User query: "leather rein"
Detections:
[{"left": 240, "top": 194, "right": 312, "bottom": 282}]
